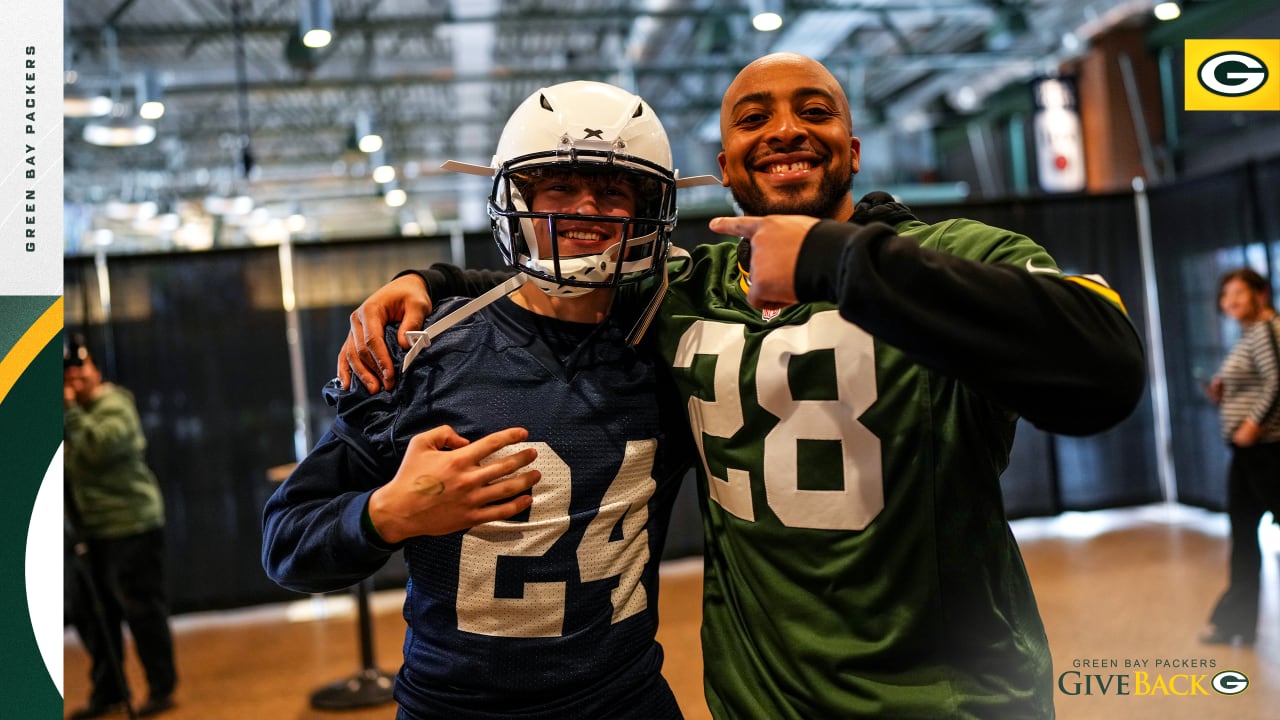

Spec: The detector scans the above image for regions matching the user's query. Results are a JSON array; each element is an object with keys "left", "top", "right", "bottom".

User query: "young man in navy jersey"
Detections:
[
  {"left": 335, "top": 53, "right": 1145, "bottom": 719},
  {"left": 263, "top": 81, "right": 702, "bottom": 719}
]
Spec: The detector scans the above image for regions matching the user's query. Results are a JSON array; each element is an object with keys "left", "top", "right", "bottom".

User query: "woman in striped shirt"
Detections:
[{"left": 1202, "top": 267, "right": 1280, "bottom": 647}]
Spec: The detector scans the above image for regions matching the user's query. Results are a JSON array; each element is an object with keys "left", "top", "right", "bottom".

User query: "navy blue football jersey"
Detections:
[{"left": 264, "top": 296, "right": 690, "bottom": 719}]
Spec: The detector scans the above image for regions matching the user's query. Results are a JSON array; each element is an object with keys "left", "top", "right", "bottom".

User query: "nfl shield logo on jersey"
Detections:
[{"left": 762, "top": 308, "right": 780, "bottom": 321}]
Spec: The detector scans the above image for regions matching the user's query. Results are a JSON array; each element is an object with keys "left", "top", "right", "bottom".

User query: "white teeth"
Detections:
[
  {"left": 765, "top": 161, "right": 812, "bottom": 174},
  {"left": 562, "top": 230, "right": 606, "bottom": 241}
]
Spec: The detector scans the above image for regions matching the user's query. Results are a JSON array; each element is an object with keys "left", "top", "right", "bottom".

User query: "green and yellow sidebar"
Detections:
[
  {"left": 0, "top": 297, "right": 63, "bottom": 715},
  {"left": 2, "top": 4, "right": 67, "bottom": 714}
]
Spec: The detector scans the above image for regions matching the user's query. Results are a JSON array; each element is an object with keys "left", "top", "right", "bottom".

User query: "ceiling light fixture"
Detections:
[
  {"left": 91, "top": 228, "right": 115, "bottom": 247},
  {"left": 64, "top": 80, "right": 113, "bottom": 118},
  {"left": 65, "top": 92, "right": 114, "bottom": 119},
  {"left": 284, "top": 29, "right": 321, "bottom": 72},
  {"left": 950, "top": 86, "right": 980, "bottom": 113},
  {"left": 137, "top": 68, "right": 165, "bottom": 120},
  {"left": 753, "top": 13, "right": 782, "bottom": 32},
  {"left": 385, "top": 188, "right": 407, "bottom": 207},
  {"left": 82, "top": 26, "right": 158, "bottom": 146},
  {"left": 82, "top": 27, "right": 158, "bottom": 146},
  {"left": 372, "top": 164, "right": 396, "bottom": 184},
  {"left": 1153, "top": 2, "right": 1181, "bottom": 21},
  {"left": 64, "top": 42, "right": 112, "bottom": 117},
  {"left": 399, "top": 209, "right": 422, "bottom": 236},
  {"left": 83, "top": 114, "right": 157, "bottom": 147},
  {"left": 138, "top": 101, "right": 164, "bottom": 121},
  {"left": 750, "top": 0, "right": 783, "bottom": 32},
  {"left": 354, "top": 111, "right": 383, "bottom": 153},
  {"left": 203, "top": 194, "right": 254, "bottom": 216},
  {"left": 299, "top": 0, "right": 334, "bottom": 49}
]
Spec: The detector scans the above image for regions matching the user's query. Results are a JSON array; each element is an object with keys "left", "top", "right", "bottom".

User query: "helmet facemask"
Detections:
[
  {"left": 485, "top": 81, "right": 678, "bottom": 299},
  {"left": 405, "top": 81, "right": 690, "bottom": 362},
  {"left": 491, "top": 157, "right": 675, "bottom": 297}
]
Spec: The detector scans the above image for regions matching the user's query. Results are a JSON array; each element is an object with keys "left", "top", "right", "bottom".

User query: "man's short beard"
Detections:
[{"left": 733, "top": 166, "right": 854, "bottom": 219}]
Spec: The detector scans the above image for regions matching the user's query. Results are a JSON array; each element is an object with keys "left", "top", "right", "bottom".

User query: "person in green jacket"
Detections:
[{"left": 64, "top": 337, "right": 177, "bottom": 718}]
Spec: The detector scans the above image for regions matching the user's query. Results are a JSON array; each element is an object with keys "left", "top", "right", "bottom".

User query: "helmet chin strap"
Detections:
[
  {"left": 522, "top": 230, "right": 660, "bottom": 297},
  {"left": 522, "top": 255, "right": 605, "bottom": 297}
]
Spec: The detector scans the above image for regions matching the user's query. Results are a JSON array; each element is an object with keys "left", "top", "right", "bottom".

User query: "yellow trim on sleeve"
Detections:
[{"left": 1064, "top": 276, "right": 1127, "bottom": 314}]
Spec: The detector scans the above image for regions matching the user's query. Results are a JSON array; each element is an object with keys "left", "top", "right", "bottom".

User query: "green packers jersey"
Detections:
[{"left": 651, "top": 221, "right": 1062, "bottom": 719}]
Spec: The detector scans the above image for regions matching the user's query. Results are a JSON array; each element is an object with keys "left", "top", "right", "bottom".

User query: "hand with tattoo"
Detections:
[{"left": 368, "top": 425, "right": 540, "bottom": 542}]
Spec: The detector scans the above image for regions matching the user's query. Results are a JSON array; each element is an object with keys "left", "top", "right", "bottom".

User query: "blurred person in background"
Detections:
[
  {"left": 1201, "top": 268, "right": 1280, "bottom": 647},
  {"left": 64, "top": 336, "right": 177, "bottom": 718}
]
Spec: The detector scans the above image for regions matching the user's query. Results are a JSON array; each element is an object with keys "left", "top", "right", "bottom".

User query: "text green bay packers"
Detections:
[{"left": 22, "top": 45, "right": 37, "bottom": 252}]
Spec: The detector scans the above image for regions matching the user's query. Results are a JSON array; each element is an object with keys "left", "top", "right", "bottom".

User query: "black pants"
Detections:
[
  {"left": 1209, "top": 441, "right": 1280, "bottom": 638},
  {"left": 68, "top": 527, "right": 177, "bottom": 705}
]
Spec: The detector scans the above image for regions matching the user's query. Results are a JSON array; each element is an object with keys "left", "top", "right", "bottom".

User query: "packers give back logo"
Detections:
[{"left": 1184, "top": 40, "right": 1279, "bottom": 111}]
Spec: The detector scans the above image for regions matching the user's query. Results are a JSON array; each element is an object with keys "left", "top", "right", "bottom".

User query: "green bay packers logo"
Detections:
[
  {"left": 1198, "top": 51, "right": 1268, "bottom": 96},
  {"left": 1211, "top": 670, "right": 1249, "bottom": 696},
  {"left": 1185, "top": 40, "right": 1280, "bottom": 111}
]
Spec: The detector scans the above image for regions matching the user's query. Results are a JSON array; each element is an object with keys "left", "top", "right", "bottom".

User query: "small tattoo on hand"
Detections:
[{"left": 414, "top": 476, "right": 444, "bottom": 496}]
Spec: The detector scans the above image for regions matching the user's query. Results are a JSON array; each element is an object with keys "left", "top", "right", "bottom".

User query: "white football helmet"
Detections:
[{"left": 488, "top": 81, "right": 677, "bottom": 297}]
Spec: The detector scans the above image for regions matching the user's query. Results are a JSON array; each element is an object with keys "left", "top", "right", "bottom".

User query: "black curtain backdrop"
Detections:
[
  {"left": 64, "top": 155, "right": 1279, "bottom": 612},
  {"left": 1148, "top": 157, "right": 1280, "bottom": 509},
  {"left": 66, "top": 248, "right": 297, "bottom": 612},
  {"left": 910, "top": 192, "right": 1161, "bottom": 516}
]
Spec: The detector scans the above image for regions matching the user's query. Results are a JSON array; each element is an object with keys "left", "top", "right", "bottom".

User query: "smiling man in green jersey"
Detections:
[{"left": 336, "top": 53, "right": 1145, "bottom": 719}]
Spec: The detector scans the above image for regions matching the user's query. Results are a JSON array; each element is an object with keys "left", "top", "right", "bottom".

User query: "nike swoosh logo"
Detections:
[{"left": 1025, "top": 258, "right": 1059, "bottom": 275}]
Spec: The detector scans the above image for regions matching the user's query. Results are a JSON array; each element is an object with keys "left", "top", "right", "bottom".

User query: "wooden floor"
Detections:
[{"left": 64, "top": 504, "right": 1280, "bottom": 720}]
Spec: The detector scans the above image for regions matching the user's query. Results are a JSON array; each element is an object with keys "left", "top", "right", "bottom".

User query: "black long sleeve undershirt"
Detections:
[
  {"left": 396, "top": 265, "right": 513, "bottom": 301},
  {"left": 796, "top": 219, "right": 1146, "bottom": 436}
]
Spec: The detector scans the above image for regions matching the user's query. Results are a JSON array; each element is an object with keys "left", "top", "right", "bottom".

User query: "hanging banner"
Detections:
[{"left": 1031, "top": 76, "right": 1086, "bottom": 194}]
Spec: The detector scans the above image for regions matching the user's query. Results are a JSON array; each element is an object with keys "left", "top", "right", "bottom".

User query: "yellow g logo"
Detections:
[{"left": 1185, "top": 40, "right": 1280, "bottom": 111}]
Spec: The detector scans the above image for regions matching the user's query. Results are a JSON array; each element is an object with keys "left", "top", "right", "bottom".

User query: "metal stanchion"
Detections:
[
  {"left": 308, "top": 577, "right": 396, "bottom": 710},
  {"left": 265, "top": 464, "right": 396, "bottom": 710}
]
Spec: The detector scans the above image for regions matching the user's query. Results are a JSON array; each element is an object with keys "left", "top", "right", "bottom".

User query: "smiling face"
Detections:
[
  {"left": 1219, "top": 276, "right": 1269, "bottom": 323},
  {"left": 518, "top": 167, "right": 641, "bottom": 258},
  {"left": 718, "top": 53, "right": 860, "bottom": 220}
]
